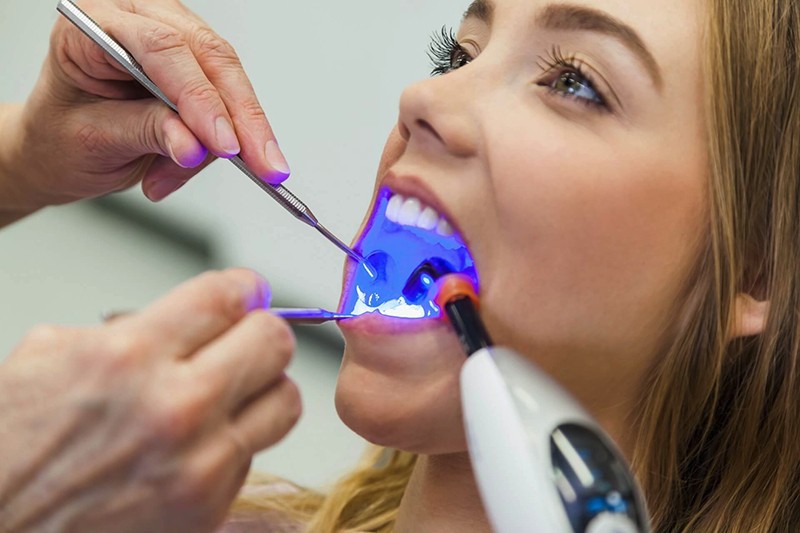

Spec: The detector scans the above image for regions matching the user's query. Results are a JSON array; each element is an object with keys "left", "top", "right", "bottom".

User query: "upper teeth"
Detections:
[{"left": 386, "top": 194, "right": 454, "bottom": 237}]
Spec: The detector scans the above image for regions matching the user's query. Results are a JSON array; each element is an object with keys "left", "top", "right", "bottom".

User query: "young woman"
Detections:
[{"left": 229, "top": 0, "right": 800, "bottom": 530}]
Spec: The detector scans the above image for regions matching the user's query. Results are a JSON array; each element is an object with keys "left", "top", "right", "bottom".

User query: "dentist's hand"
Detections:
[
  {"left": 0, "top": 269, "right": 301, "bottom": 532},
  {"left": 6, "top": 0, "right": 289, "bottom": 215}
]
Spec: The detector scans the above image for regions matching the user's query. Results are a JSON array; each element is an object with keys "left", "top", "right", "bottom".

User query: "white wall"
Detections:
[{"left": 0, "top": 0, "right": 465, "bottom": 307}]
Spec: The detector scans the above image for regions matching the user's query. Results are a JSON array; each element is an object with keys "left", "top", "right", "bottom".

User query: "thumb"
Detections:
[
  {"left": 98, "top": 99, "right": 208, "bottom": 169},
  {"left": 141, "top": 153, "right": 216, "bottom": 202}
]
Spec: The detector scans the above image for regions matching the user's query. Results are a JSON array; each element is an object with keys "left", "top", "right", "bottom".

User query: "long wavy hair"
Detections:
[{"left": 234, "top": 1, "right": 800, "bottom": 530}]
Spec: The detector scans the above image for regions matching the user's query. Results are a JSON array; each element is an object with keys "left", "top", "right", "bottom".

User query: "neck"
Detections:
[{"left": 394, "top": 452, "right": 492, "bottom": 533}]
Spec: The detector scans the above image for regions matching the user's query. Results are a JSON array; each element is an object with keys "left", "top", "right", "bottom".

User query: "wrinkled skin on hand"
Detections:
[
  {"left": 9, "top": 0, "right": 289, "bottom": 212},
  {"left": 0, "top": 270, "right": 301, "bottom": 532}
]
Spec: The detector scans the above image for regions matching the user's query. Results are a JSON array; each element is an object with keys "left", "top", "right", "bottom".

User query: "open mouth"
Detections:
[{"left": 341, "top": 187, "right": 478, "bottom": 319}]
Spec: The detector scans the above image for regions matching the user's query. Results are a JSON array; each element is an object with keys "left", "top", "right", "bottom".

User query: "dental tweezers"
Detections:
[{"left": 56, "top": 0, "right": 368, "bottom": 266}]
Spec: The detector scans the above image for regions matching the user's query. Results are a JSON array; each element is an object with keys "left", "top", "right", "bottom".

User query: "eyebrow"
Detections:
[{"left": 463, "top": 0, "right": 664, "bottom": 90}]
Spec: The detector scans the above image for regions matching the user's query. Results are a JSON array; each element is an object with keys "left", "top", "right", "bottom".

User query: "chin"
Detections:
[{"left": 334, "top": 315, "right": 470, "bottom": 455}]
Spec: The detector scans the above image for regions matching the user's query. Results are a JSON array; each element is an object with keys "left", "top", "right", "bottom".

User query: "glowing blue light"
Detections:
[{"left": 341, "top": 188, "right": 478, "bottom": 319}]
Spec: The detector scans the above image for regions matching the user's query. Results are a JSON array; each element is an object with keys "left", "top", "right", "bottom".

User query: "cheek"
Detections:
[{"left": 481, "top": 125, "right": 707, "bottom": 352}]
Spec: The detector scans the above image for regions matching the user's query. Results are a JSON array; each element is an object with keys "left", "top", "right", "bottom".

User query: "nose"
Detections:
[{"left": 398, "top": 71, "right": 480, "bottom": 159}]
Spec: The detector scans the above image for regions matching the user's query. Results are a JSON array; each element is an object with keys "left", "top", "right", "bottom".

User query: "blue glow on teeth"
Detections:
[{"left": 341, "top": 188, "right": 478, "bottom": 319}]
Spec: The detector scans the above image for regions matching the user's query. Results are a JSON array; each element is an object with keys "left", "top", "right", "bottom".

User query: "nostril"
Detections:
[
  {"left": 398, "top": 121, "right": 412, "bottom": 141},
  {"left": 416, "top": 119, "right": 445, "bottom": 144}
]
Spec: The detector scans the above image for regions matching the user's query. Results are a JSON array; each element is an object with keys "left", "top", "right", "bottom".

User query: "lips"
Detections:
[{"left": 340, "top": 183, "right": 478, "bottom": 320}]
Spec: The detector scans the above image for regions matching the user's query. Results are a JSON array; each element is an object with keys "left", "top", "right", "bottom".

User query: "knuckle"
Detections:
[
  {"left": 281, "top": 378, "right": 303, "bottom": 426},
  {"left": 141, "top": 24, "right": 186, "bottom": 56},
  {"left": 272, "top": 321, "right": 296, "bottom": 366},
  {"left": 251, "top": 312, "right": 295, "bottom": 368},
  {"left": 174, "top": 445, "right": 238, "bottom": 506},
  {"left": 192, "top": 26, "right": 239, "bottom": 65},
  {"left": 144, "top": 387, "right": 210, "bottom": 446},
  {"left": 22, "top": 324, "right": 71, "bottom": 348},
  {"left": 137, "top": 106, "right": 162, "bottom": 154},
  {"left": 239, "top": 98, "right": 268, "bottom": 123},
  {"left": 193, "top": 270, "right": 252, "bottom": 323},
  {"left": 258, "top": 311, "right": 296, "bottom": 348},
  {"left": 74, "top": 122, "right": 108, "bottom": 154},
  {"left": 182, "top": 80, "right": 222, "bottom": 109},
  {"left": 172, "top": 463, "right": 215, "bottom": 505},
  {"left": 99, "top": 331, "right": 151, "bottom": 370}
]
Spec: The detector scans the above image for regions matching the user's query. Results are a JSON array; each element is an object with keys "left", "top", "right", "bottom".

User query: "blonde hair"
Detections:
[
  {"left": 235, "top": 1, "right": 800, "bottom": 530},
  {"left": 232, "top": 447, "right": 415, "bottom": 532}
]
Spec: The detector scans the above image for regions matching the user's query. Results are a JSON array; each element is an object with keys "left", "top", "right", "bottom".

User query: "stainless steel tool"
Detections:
[
  {"left": 270, "top": 308, "right": 354, "bottom": 325},
  {"left": 56, "top": 0, "right": 370, "bottom": 267},
  {"left": 102, "top": 308, "right": 353, "bottom": 326}
]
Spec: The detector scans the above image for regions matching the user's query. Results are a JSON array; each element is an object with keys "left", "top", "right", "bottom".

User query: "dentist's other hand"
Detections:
[
  {"left": 0, "top": 269, "right": 301, "bottom": 532},
  {"left": 7, "top": 0, "right": 289, "bottom": 213}
]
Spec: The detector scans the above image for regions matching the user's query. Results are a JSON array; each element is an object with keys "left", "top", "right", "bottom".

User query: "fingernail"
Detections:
[
  {"left": 165, "top": 137, "right": 189, "bottom": 169},
  {"left": 265, "top": 140, "right": 291, "bottom": 179},
  {"left": 215, "top": 117, "right": 241, "bottom": 157},
  {"left": 227, "top": 269, "right": 272, "bottom": 311},
  {"left": 248, "top": 275, "right": 272, "bottom": 311},
  {"left": 145, "top": 178, "right": 187, "bottom": 202}
]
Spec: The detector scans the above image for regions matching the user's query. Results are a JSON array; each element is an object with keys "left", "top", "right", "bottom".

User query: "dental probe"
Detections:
[
  {"left": 269, "top": 308, "right": 354, "bottom": 325},
  {"left": 434, "top": 274, "right": 650, "bottom": 533},
  {"left": 56, "top": 0, "right": 372, "bottom": 270},
  {"left": 102, "top": 308, "right": 353, "bottom": 326}
]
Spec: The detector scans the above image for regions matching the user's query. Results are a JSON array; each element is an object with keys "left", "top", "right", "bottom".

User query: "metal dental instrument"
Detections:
[
  {"left": 270, "top": 308, "right": 354, "bottom": 326},
  {"left": 56, "top": 0, "right": 370, "bottom": 268},
  {"left": 103, "top": 308, "right": 353, "bottom": 326}
]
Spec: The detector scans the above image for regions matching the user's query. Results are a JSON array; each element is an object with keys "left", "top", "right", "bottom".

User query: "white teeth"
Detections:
[
  {"left": 418, "top": 207, "right": 439, "bottom": 230},
  {"left": 385, "top": 193, "right": 457, "bottom": 237},
  {"left": 398, "top": 197, "right": 422, "bottom": 225},
  {"left": 436, "top": 219, "right": 454, "bottom": 237},
  {"left": 386, "top": 194, "right": 404, "bottom": 222}
]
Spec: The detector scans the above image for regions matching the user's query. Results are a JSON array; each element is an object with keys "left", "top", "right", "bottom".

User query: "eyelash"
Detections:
[
  {"left": 428, "top": 27, "right": 472, "bottom": 76},
  {"left": 427, "top": 28, "right": 609, "bottom": 111},
  {"left": 536, "top": 46, "right": 608, "bottom": 110}
]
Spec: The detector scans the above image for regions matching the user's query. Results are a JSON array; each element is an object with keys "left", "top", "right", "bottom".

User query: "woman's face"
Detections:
[{"left": 336, "top": 0, "right": 707, "bottom": 454}]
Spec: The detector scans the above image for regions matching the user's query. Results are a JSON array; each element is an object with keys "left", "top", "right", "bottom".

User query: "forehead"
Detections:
[{"left": 464, "top": 0, "right": 704, "bottom": 79}]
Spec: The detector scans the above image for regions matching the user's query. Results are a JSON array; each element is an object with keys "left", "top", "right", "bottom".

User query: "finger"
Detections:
[
  {"left": 53, "top": 17, "right": 133, "bottom": 83},
  {"left": 120, "top": 269, "right": 271, "bottom": 360},
  {"left": 142, "top": 152, "right": 216, "bottom": 202},
  {"left": 100, "top": 11, "right": 241, "bottom": 159},
  {"left": 129, "top": 6, "right": 291, "bottom": 184},
  {"left": 194, "top": 311, "right": 295, "bottom": 411},
  {"left": 87, "top": 98, "right": 208, "bottom": 167},
  {"left": 229, "top": 376, "right": 302, "bottom": 454}
]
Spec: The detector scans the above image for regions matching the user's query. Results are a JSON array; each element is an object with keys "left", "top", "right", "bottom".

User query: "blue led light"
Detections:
[
  {"left": 587, "top": 497, "right": 606, "bottom": 515},
  {"left": 341, "top": 188, "right": 478, "bottom": 319}
]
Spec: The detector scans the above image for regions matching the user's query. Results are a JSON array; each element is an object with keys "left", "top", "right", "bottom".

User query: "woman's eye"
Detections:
[
  {"left": 429, "top": 27, "right": 473, "bottom": 76},
  {"left": 448, "top": 48, "right": 473, "bottom": 71},
  {"left": 543, "top": 70, "right": 606, "bottom": 107},
  {"left": 536, "top": 47, "right": 610, "bottom": 110}
]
